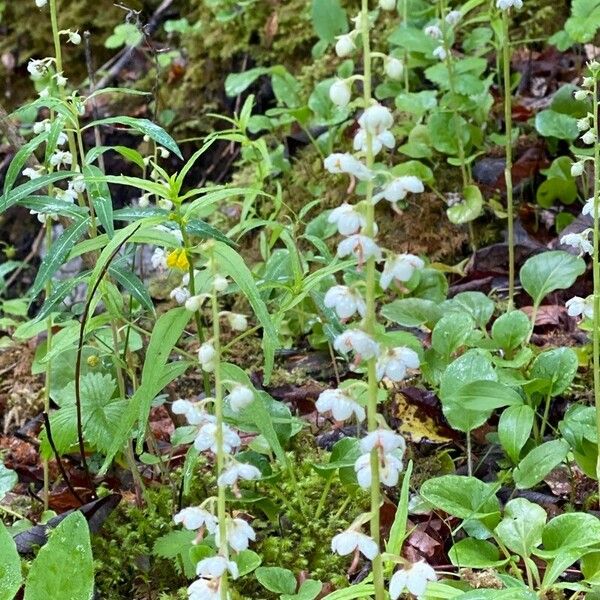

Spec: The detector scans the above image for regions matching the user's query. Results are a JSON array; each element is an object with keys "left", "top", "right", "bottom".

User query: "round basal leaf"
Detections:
[
  {"left": 538, "top": 512, "right": 600, "bottom": 558},
  {"left": 494, "top": 498, "right": 547, "bottom": 557},
  {"left": 491, "top": 310, "right": 530, "bottom": 352},
  {"left": 439, "top": 349, "right": 496, "bottom": 400},
  {"left": 431, "top": 312, "right": 475, "bottom": 358},
  {"left": 449, "top": 538, "right": 508, "bottom": 568},
  {"left": 534, "top": 109, "right": 579, "bottom": 140},
  {"left": 447, "top": 185, "right": 484, "bottom": 224},
  {"left": 513, "top": 439, "right": 569, "bottom": 489},
  {"left": 519, "top": 251, "right": 585, "bottom": 307},
  {"left": 256, "top": 566, "right": 297, "bottom": 595},
  {"left": 444, "top": 291, "right": 494, "bottom": 328},
  {"left": 0, "top": 463, "right": 17, "bottom": 501},
  {"left": 528, "top": 347, "right": 578, "bottom": 397},
  {"left": 498, "top": 404, "right": 534, "bottom": 464},
  {"left": 381, "top": 298, "right": 442, "bottom": 328},
  {"left": 536, "top": 178, "right": 577, "bottom": 208}
]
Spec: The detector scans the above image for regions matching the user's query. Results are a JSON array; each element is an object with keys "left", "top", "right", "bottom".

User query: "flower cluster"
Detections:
[{"left": 423, "top": 7, "right": 462, "bottom": 63}]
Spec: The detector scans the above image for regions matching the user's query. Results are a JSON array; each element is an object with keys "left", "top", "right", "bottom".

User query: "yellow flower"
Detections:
[{"left": 166, "top": 248, "right": 190, "bottom": 271}]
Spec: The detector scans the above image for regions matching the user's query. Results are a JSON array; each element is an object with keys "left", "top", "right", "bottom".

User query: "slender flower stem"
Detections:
[
  {"left": 360, "top": 3, "right": 384, "bottom": 599},
  {"left": 210, "top": 247, "right": 229, "bottom": 600},
  {"left": 43, "top": 222, "right": 53, "bottom": 510},
  {"left": 502, "top": 11, "right": 515, "bottom": 310},
  {"left": 592, "top": 76, "right": 600, "bottom": 499}
]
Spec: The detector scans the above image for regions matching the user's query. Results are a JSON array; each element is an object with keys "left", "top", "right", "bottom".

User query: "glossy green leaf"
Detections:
[
  {"left": 513, "top": 439, "right": 569, "bottom": 489},
  {"left": 447, "top": 185, "right": 483, "bottom": 224},
  {"left": 449, "top": 538, "right": 508, "bottom": 568},
  {"left": 0, "top": 171, "right": 76, "bottom": 212},
  {"left": 498, "top": 404, "right": 534, "bottom": 463},
  {"left": 3, "top": 130, "right": 50, "bottom": 196},
  {"left": 84, "top": 165, "right": 114, "bottom": 237},
  {"left": 494, "top": 498, "right": 546, "bottom": 557},
  {"left": 381, "top": 298, "right": 442, "bottom": 328},
  {"left": 491, "top": 310, "right": 530, "bottom": 352},
  {"left": 0, "top": 522, "right": 22, "bottom": 600}
]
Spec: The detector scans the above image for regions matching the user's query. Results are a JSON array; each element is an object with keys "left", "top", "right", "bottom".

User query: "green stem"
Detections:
[
  {"left": 539, "top": 390, "right": 552, "bottom": 441},
  {"left": 360, "top": 3, "right": 384, "bottom": 599},
  {"left": 466, "top": 431, "right": 473, "bottom": 476},
  {"left": 314, "top": 478, "right": 333, "bottom": 520},
  {"left": 592, "top": 76, "right": 600, "bottom": 500},
  {"left": 502, "top": 11, "right": 515, "bottom": 310},
  {"left": 43, "top": 222, "right": 53, "bottom": 511}
]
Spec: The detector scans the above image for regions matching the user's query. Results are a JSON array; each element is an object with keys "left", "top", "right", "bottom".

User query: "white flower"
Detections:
[
  {"left": 55, "top": 73, "right": 67, "bottom": 87},
  {"left": 335, "top": 34, "right": 356, "bottom": 57},
  {"left": 55, "top": 186, "right": 77, "bottom": 203},
  {"left": 337, "top": 234, "right": 382, "bottom": 262},
  {"left": 158, "top": 198, "right": 174, "bottom": 210},
  {"left": 324, "top": 153, "right": 373, "bottom": 181},
  {"left": 354, "top": 451, "right": 403, "bottom": 488},
  {"left": 328, "top": 203, "right": 366, "bottom": 236},
  {"left": 35, "top": 0, "right": 48, "bottom": 6},
  {"left": 151, "top": 248, "right": 168, "bottom": 270},
  {"left": 170, "top": 286, "right": 190, "bottom": 305},
  {"left": 49, "top": 150, "right": 73, "bottom": 168},
  {"left": 185, "top": 295, "right": 203, "bottom": 312},
  {"left": 583, "top": 197, "right": 598, "bottom": 216},
  {"left": 577, "top": 117, "right": 591, "bottom": 131},
  {"left": 198, "top": 341, "right": 216, "bottom": 372},
  {"left": 324, "top": 285, "right": 366, "bottom": 320},
  {"left": 560, "top": 231, "right": 593, "bottom": 255},
  {"left": 138, "top": 193, "right": 151, "bottom": 208},
  {"left": 194, "top": 422, "right": 241, "bottom": 454},
  {"left": 316, "top": 388, "right": 366, "bottom": 422},
  {"left": 432, "top": 45, "right": 447, "bottom": 60},
  {"left": 575, "top": 90, "right": 590, "bottom": 101},
  {"left": 188, "top": 578, "right": 221, "bottom": 600},
  {"left": 390, "top": 561, "right": 437, "bottom": 600},
  {"left": 353, "top": 127, "right": 395, "bottom": 156},
  {"left": 218, "top": 460, "right": 261, "bottom": 487},
  {"left": 571, "top": 161, "right": 585, "bottom": 177},
  {"left": 373, "top": 176, "right": 424, "bottom": 204},
  {"left": 22, "top": 166, "right": 44, "bottom": 180},
  {"left": 445, "top": 10, "right": 461, "bottom": 25},
  {"left": 379, "top": 0, "right": 396, "bottom": 9},
  {"left": 226, "top": 385, "right": 254, "bottom": 412},
  {"left": 360, "top": 429, "right": 406, "bottom": 453},
  {"left": 72, "top": 176, "right": 86, "bottom": 194},
  {"left": 380, "top": 253, "right": 425, "bottom": 288},
  {"left": 172, "top": 398, "right": 214, "bottom": 426},
  {"left": 496, "top": 0, "right": 523, "bottom": 8},
  {"left": 424, "top": 25, "right": 442, "bottom": 39},
  {"left": 329, "top": 79, "right": 352, "bottom": 107},
  {"left": 334, "top": 329, "right": 380, "bottom": 360},
  {"left": 38, "top": 87, "right": 50, "bottom": 98},
  {"left": 226, "top": 313, "right": 248, "bottom": 331},
  {"left": 160, "top": 147, "right": 170, "bottom": 159},
  {"left": 174, "top": 507, "right": 218, "bottom": 532},
  {"left": 358, "top": 104, "right": 394, "bottom": 135},
  {"left": 196, "top": 556, "right": 239, "bottom": 579},
  {"left": 215, "top": 517, "right": 256, "bottom": 552},
  {"left": 582, "top": 130, "right": 597, "bottom": 145},
  {"left": 67, "top": 30, "right": 81, "bottom": 44},
  {"left": 566, "top": 295, "right": 594, "bottom": 319},
  {"left": 376, "top": 347, "right": 420, "bottom": 381},
  {"left": 213, "top": 274, "right": 229, "bottom": 292},
  {"left": 385, "top": 57, "right": 404, "bottom": 80},
  {"left": 331, "top": 530, "right": 378, "bottom": 560},
  {"left": 27, "top": 59, "right": 47, "bottom": 80}
]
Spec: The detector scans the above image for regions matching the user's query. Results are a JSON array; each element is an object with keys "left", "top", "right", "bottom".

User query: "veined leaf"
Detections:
[
  {"left": 186, "top": 218, "right": 234, "bottom": 246},
  {"left": 36, "top": 272, "right": 89, "bottom": 321},
  {"left": 0, "top": 521, "right": 22, "bottom": 600},
  {"left": 85, "top": 145, "right": 146, "bottom": 169},
  {"left": 0, "top": 171, "right": 76, "bottom": 212},
  {"left": 3, "top": 130, "right": 50, "bottom": 196},
  {"left": 19, "top": 196, "right": 88, "bottom": 220},
  {"left": 108, "top": 264, "right": 154, "bottom": 312},
  {"left": 84, "top": 165, "right": 114, "bottom": 237}
]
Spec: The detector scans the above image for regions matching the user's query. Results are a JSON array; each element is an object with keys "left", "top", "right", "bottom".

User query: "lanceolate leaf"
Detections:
[
  {"left": 0, "top": 171, "right": 76, "bottom": 212},
  {"left": 19, "top": 196, "right": 88, "bottom": 220},
  {"left": 186, "top": 218, "right": 235, "bottom": 246},
  {"left": 112, "top": 206, "right": 169, "bottom": 220},
  {"left": 36, "top": 272, "right": 89, "bottom": 321},
  {"left": 212, "top": 241, "right": 278, "bottom": 382},
  {"left": 3, "top": 130, "right": 49, "bottom": 196},
  {"left": 84, "top": 164, "right": 114, "bottom": 237},
  {"left": 108, "top": 264, "right": 154, "bottom": 312},
  {"left": 31, "top": 217, "right": 90, "bottom": 298},
  {"left": 84, "top": 117, "right": 183, "bottom": 159}
]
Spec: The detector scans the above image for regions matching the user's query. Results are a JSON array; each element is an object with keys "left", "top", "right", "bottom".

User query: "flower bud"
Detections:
[
  {"left": 329, "top": 79, "right": 351, "bottom": 107},
  {"left": 582, "top": 130, "right": 596, "bottom": 145},
  {"left": 227, "top": 313, "right": 248, "bottom": 331},
  {"left": 385, "top": 57, "right": 404, "bottom": 80},
  {"left": 335, "top": 34, "right": 355, "bottom": 58},
  {"left": 575, "top": 90, "right": 590, "bottom": 101},
  {"left": 379, "top": 0, "right": 396, "bottom": 9},
  {"left": 185, "top": 295, "right": 203, "bottom": 312},
  {"left": 571, "top": 161, "right": 585, "bottom": 177}
]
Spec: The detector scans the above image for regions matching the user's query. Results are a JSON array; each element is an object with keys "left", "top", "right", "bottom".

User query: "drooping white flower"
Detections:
[
  {"left": 170, "top": 286, "right": 190, "bottom": 305},
  {"left": 324, "top": 153, "right": 373, "bottom": 180},
  {"left": 577, "top": 117, "right": 591, "bottom": 131},
  {"left": 560, "top": 230, "right": 593, "bottom": 255},
  {"left": 385, "top": 57, "right": 404, "bottom": 80},
  {"left": 335, "top": 34, "right": 356, "bottom": 57},
  {"left": 333, "top": 329, "right": 380, "bottom": 361},
  {"left": 72, "top": 175, "right": 86, "bottom": 194},
  {"left": 196, "top": 556, "right": 239, "bottom": 580},
  {"left": 55, "top": 185, "right": 77, "bottom": 203},
  {"left": 432, "top": 45, "right": 447, "bottom": 60},
  {"left": 358, "top": 104, "right": 394, "bottom": 135},
  {"left": 329, "top": 79, "right": 352, "bottom": 107},
  {"left": 389, "top": 561, "right": 437, "bottom": 600},
  {"left": 582, "top": 130, "right": 597, "bottom": 145},
  {"left": 67, "top": 30, "right": 81, "bottom": 44},
  {"left": 138, "top": 193, "right": 151, "bottom": 208},
  {"left": 353, "top": 127, "right": 395, "bottom": 155},
  {"left": 379, "top": 0, "right": 396, "bottom": 9},
  {"left": 22, "top": 166, "right": 45, "bottom": 180},
  {"left": 226, "top": 313, "right": 248, "bottom": 331},
  {"left": 354, "top": 451, "right": 403, "bottom": 488},
  {"left": 376, "top": 347, "right": 420, "bottom": 381},
  {"left": 575, "top": 90, "right": 590, "bottom": 101},
  {"left": 360, "top": 429, "right": 406, "bottom": 454},
  {"left": 331, "top": 529, "right": 378, "bottom": 560},
  {"left": 328, "top": 203, "right": 366, "bottom": 236},
  {"left": 35, "top": 0, "right": 48, "bottom": 7},
  {"left": 337, "top": 234, "right": 382, "bottom": 262},
  {"left": 198, "top": 341, "right": 216, "bottom": 372},
  {"left": 194, "top": 422, "right": 241, "bottom": 454},
  {"left": 496, "top": 0, "right": 523, "bottom": 9},
  {"left": 172, "top": 398, "right": 215, "bottom": 426},
  {"left": 27, "top": 59, "right": 47, "bottom": 80},
  {"left": 583, "top": 197, "right": 598, "bottom": 216},
  {"left": 316, "top": 388, "right": 366, "bottom": 422},
  {"left": 324, "top": 285, "right": 366, "bottom": 320},
  {"left": 445, "top": 10, "right": 461, "bottom": 25},
  {"left": 424, "top": 25, "right": 442, "bottom": 39},
  {"left": 185, "top": 295, "right": 203, "bottom": 312},
  {"left": 571, "top": 161, "right": 585, "bottom": 177},
  {"left": 225, "top": 385, "right": 254, "bottom": 412},
  {"left": 188, "top": 578, "right": 220, "bottom": 600},
  {"left": 566, "top": 295, "right": 594, "bottom": 319},
  {"left": 213, "top": 274, "right": 229, "bottom": 292},
  {"left": 218, "top": 460, "right": 261, "bottom": 487},
  {"left": 373, "top": 176, "right": 424, "bottom": 204},
  {"left": 158, "top": 198, "right": 174, "bottom": 210},
  {"left": 49, "top": 150, "right": 73, "bottom": 168},
  {"left": 174, "top": 507, "right": 218, "bottom": 532},
  {"left": 160, "top": 147, "right": 170, "bottom": 159},
  {"left": 380, "top": 253, "right": 425, "bottom": 289},
  {"left": 151, "top": 248, "right": 168, "bottom": 270},
  {"left": 55, "top": 72, "right": 67, "bottom": 87},
  {"left": 215, "top": 517, "right": 256, "bottom": 552}
]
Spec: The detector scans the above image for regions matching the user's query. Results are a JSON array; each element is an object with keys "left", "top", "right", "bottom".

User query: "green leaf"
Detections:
[
  {"left": 420, "top": 475, "right": 500, "bottom": 521},
  {"left": 3, "top": 130, "right": 50, "bottom": 196},
  {"left": 564, "top": 0, "right": 600, "bottom": 42},
  {"left": 0, "top": 463, "right": 17, "bottom": 501},
  {"left": 108, "top": 264, "right": 154, "bottom": 312},
  {"left": 447, "top": 185, "right": 483, "bottom": 224},
  {"left": 528, "top": 347, "right": 578, "bottom": 397},
  {"left": 19, "top": 195, "right": 88, "bottom": 220},
  {"left": 235, "top": 550, "right": 262, "bottom": 577},
  {"left": 534, "top": 110, "right": 579, "bottom": 140},
  {"left": 537, "top": 512, "right": 600, "bottom": 558},
  {"left": 256, "top": 567, "right": 297, "bottom": 595},
  {"left": 498, "top": 405, "right": 534, "bottom": 463},
  {"left": 85, "top": 145, "right": 146, "bottom": 170},
  {"left": 513, "top": 439, "right": 569, "bottom": 489},
  {"left": 428, "top": 112, "right": 469, "bottom": 156},
  {"left": 31, "top": 217, "right": 90, "bottom": 297},
  {"left": 85, "top": 117, "right": 182, "bottom": 159},
  {"left": 24, "top": 512, "right": 94, "bottom": 600},
  {"left": 186, "top": 218, "right": 233, "bottom": 246},
  {"left": 311, "top": 0, "right": 347, "bottom": 42},
  {"left": 225, "top": 67, "right": 270, "bottom": 97},
  {"left": 439, "top": 349, "right": 496, "bottom": 399},
  {"left": 381, "top": 298, "right": 442, "bottom": 328},
  {"left": 491, "top": 311, "right": 530, "bottom": 352},
  {"left": 0, "top": 171, "right": 76, "bottom": 212},
  {"left": 282, "top": 580, "right": 323, "bottom": 600},
  {"left": 449, "top": 538, "right": 508, "bottom": 568},
  {"left": 444, "top": 291, "right": 494, "bottom": 329},
  {"left": 494, "top": 498, "right": 546, "bottom": 557},
  {"left": 387, "top": 460, "right": 413, "bottom": 556},
  {"left": 431, "top": 312, "right": 475, "bottom": 358},
  {"left": 0, "top": 521, "right": 22, "bottom": 600},
  {"left": 153, "top": 530, "right": 196, "bottom": 578},
  {"left": 520, "top": 250, "right": 585, "bottom": 307},
  {"left": 84, "top": 165, "right": 114, "bottom": 237},
  {"left": 213, "top": 241, "right": 278, "bottom": 383}
]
